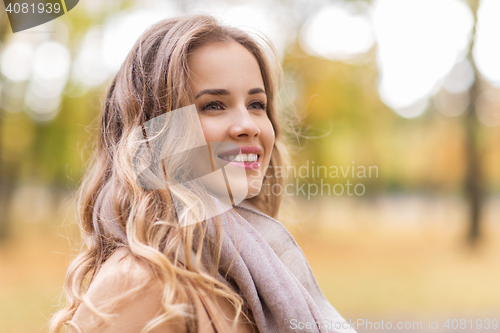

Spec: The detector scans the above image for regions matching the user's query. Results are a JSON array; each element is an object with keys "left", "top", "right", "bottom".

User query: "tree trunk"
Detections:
[
  {"left": 465, "top": 0, "right": 482, "bottom": 246},
  {"left": 464, "top": 66, "right": 481, "bottom": 245}
]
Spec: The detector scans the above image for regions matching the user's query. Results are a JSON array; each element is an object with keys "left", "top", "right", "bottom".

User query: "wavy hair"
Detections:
[{"left": 49, "top": 14, "right": 286, "bottom": 333}]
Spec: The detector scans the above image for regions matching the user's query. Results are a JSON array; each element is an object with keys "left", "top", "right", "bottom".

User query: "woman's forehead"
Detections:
[{"left": 187, "top": 41, "right": 265, "bottom": 93}]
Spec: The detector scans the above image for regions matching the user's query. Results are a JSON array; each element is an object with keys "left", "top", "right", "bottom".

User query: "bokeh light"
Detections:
[
  {"left": 102, "top": 10, "right": 174, "bottom": 73},
  {"left": 32, "top": 41, "right": 70, "bottom": 82},
  {"left": 473, "top": 0, "right": 500, "bottom": 87},
  {"left": 299, "top": 2, "right": 374, "bottom": 61},
  {"left": 24, "top": 89, "right": 61, "bottom": 121},
  {"left": 475, "top": 89, "right": 500, "bottom": 127},
  {"left": 441, "top": 59, "right": 475, "bottom": 94},
  {"left": 71, "top": 27, "right": 108, "bottom": 87},
  {"left": 434, "top": 88, "right": 469, "bottom": 117},
  {"left": 23, "top": 41, "right": 70, "bottom": 121},
  {"left": 198, "top": 2, "right": 294, "bottom": 56},
  {"left": 1, "top": 41, "right": 34, "bottom": 82},
  {"left": 372, "top": 0, "right": 473, "bottom": 118}
]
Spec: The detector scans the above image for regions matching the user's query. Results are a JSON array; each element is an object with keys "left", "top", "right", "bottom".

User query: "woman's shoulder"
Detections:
[
  {"left": 68, "top": 248, "right": 188, "bottom": 333},
  {"left": 88, "top": 247, "right": 156, "bottom": 293},
  {"left": 68, "top": 248, "right": 257, "bottom": 333}
]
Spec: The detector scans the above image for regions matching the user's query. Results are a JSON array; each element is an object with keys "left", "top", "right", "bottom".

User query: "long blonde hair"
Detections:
[{"left": 49, "top": 14, "right": 286, "bottom": 333}]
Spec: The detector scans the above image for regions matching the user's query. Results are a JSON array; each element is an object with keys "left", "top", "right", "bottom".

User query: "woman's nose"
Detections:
[{"left": 228, "top": 107, "right": 260, "bottom": 139}]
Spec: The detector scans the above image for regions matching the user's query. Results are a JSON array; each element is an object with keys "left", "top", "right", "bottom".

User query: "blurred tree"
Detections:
[
  {"left": 0, "top": 0, "right": 495, "bottom": 244},
  {"left": 0, "top": 0, "right": 137, "bottom": 241},
  {"left": 465, "top": 0, "right": 482, "bottom": 245},
  {"left": 0, "top": 8, "right": 17, "bottom": 241}
]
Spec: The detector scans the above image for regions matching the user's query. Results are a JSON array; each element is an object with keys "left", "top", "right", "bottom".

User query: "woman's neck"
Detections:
[{"left": 238, "top": 198, "right": 266, "bottom": 214}]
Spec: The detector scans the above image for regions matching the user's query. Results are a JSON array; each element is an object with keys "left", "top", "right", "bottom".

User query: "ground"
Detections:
[{"left": 1, "top": 196, "right": 499, "bottom": 332}]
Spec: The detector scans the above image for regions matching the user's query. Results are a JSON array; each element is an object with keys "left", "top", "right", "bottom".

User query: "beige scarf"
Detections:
[{"left": 197, "top": 200, "right": 357, "bottom": 333}]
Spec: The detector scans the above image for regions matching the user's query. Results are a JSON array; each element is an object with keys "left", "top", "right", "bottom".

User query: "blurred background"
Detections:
[{"left": 0, "top": 0, "right": 499, "bottom": 332}]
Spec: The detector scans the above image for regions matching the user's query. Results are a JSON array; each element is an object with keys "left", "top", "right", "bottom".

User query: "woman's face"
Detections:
[{"left": 187, "top": 41, "right": 275, "bottom": 199}]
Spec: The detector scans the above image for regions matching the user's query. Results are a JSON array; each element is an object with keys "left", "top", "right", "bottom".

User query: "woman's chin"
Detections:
[
  {"left": 199, "top": 174, "right": 263, "bottom": 203},
  {"left": 244, "top": 181, "right": 263, "bottom": 199},
  {"left": 244, "top": 191, "right": 259, "bottom": 200}
]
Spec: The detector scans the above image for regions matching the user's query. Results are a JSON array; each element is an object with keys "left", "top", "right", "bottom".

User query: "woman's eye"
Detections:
[
  {"left": 249, "top": 101, "right": 266, "bottom": 110},
  {"left": 201, "top": 101, "right": 224, "bottom": 111}
]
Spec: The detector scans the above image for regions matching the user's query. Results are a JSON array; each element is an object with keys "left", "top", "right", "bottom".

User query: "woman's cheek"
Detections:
[
  {"left": 260, "top": 118, "right": 275, "bottom": 159},
  {"left": 199, "top": 118, "right": 221, "bottom": 143}
]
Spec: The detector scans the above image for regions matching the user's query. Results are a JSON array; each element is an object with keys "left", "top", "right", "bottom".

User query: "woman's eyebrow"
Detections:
[
  {"left": 195, "top": 89, "right": 229, "bottom": 99},
  {"left": 248, "top": 88, "right": 266, "bottom": 95},
  {"left": 195, "top": 88, "right": 266, "bottom": 99}
]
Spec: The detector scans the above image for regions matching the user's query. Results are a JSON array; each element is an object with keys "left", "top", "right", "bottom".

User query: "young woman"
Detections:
[{"left": 49, "top": 14, "right": 355, "bottom": 333}]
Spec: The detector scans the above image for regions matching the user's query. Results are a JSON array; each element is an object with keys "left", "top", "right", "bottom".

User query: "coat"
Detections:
[{"left": 68, "top": 248, "right": 258, "bottom": 333}]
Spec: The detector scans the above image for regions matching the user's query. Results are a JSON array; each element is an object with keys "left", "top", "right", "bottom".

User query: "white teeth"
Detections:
[{"left": 220, "top": 153, "right": 258, "bottom": 163}]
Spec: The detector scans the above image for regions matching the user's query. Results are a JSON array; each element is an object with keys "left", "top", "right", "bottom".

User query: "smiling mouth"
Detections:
[{"left": 218, "top": 153, "right": 259, "bottom": 163}]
